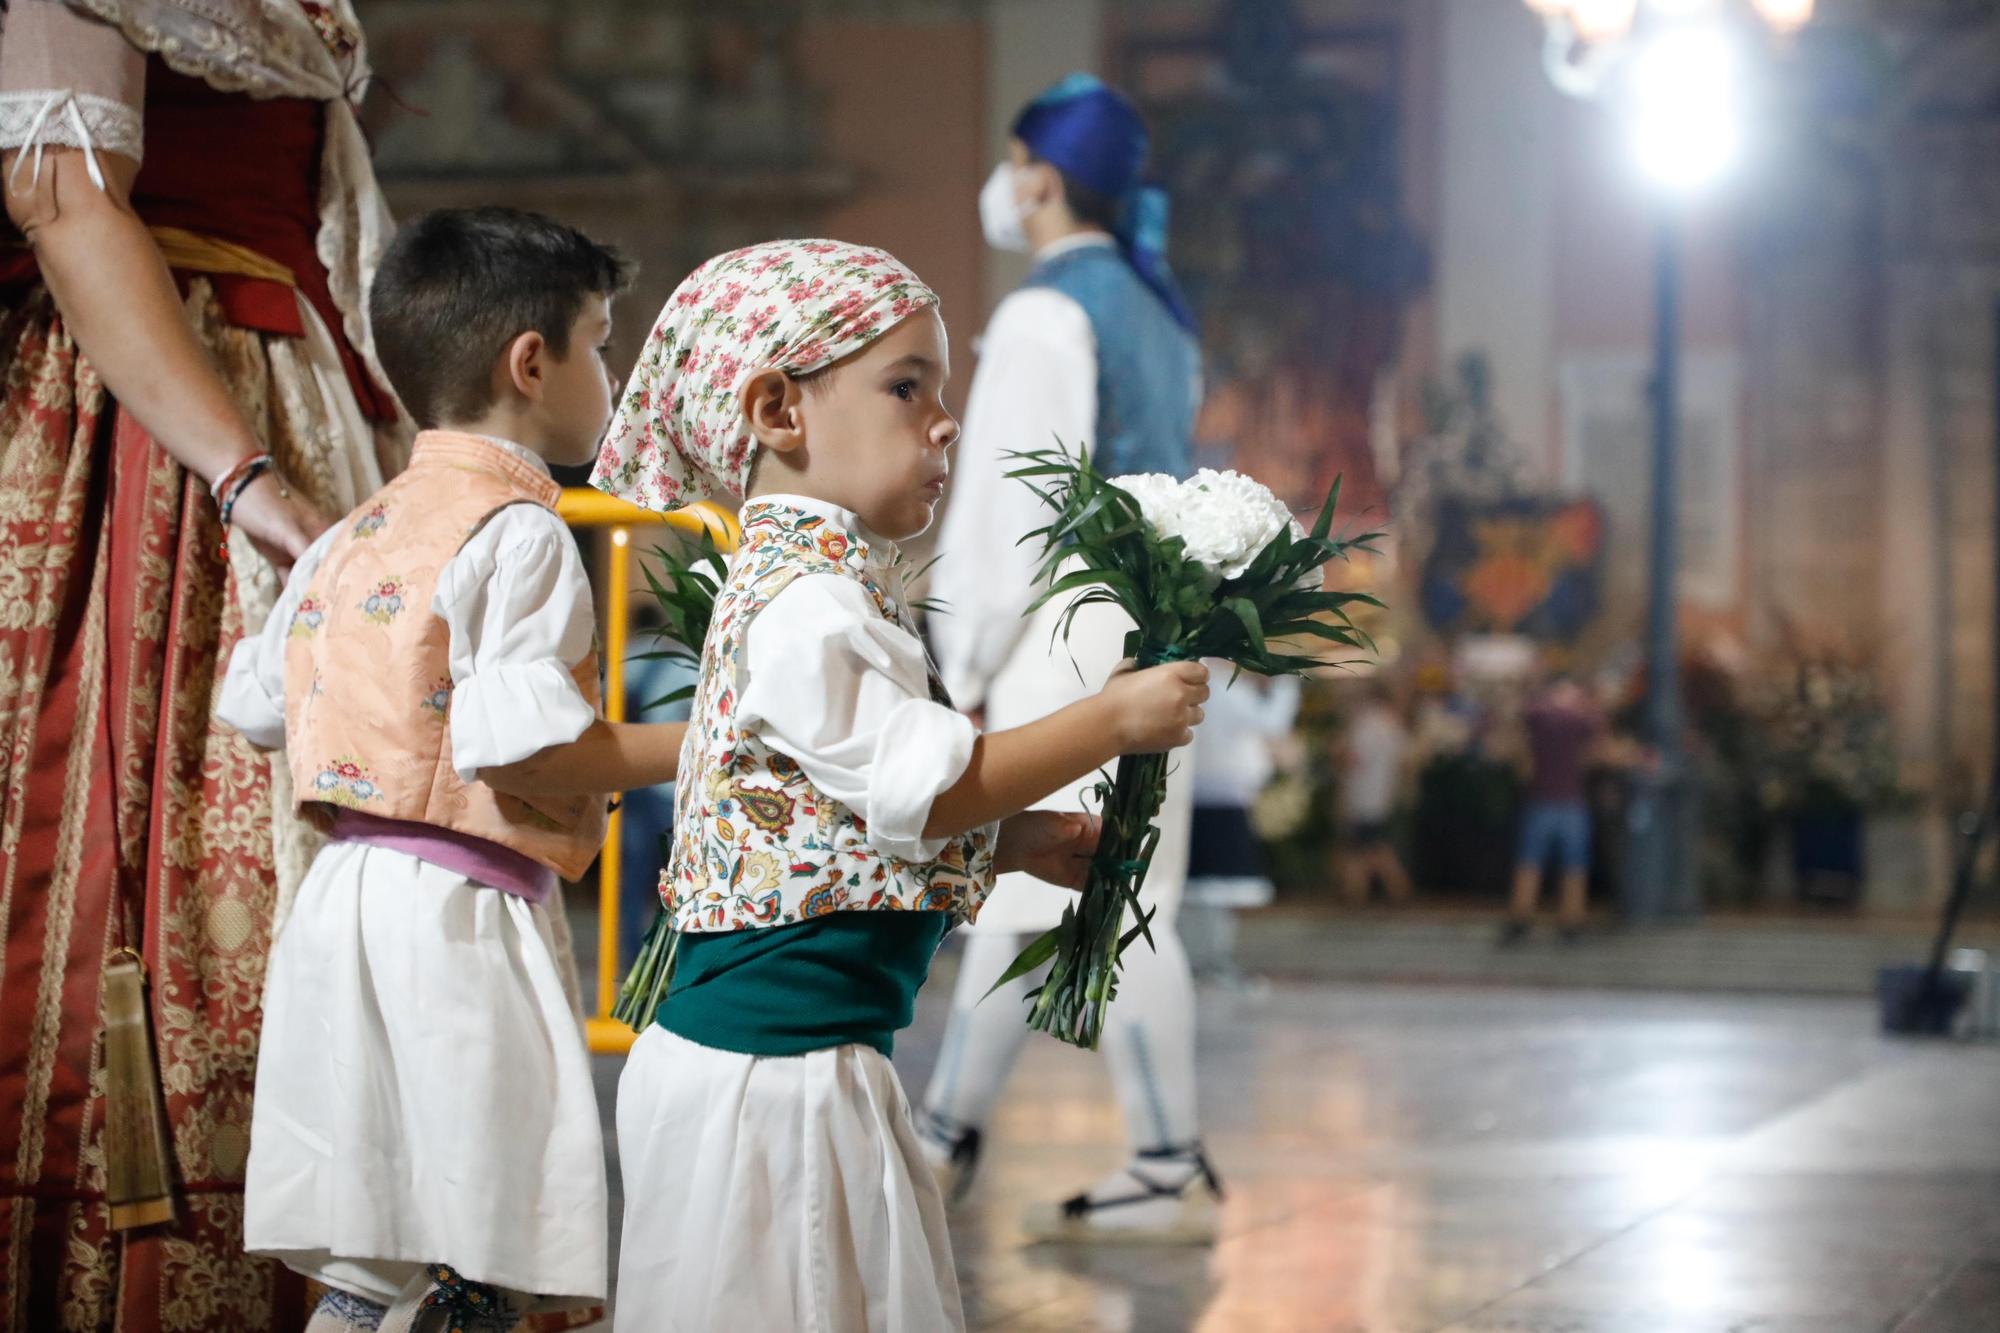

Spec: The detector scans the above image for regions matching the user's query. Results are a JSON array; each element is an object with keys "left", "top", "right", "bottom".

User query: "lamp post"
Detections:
[{"left": 1518, "top": 0, "right": 1809, "bottom": 921}]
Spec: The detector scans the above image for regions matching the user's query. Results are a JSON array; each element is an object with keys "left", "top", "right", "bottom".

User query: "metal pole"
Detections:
[
  {"left": 1623, "top": 204, "right": 1690, "bottom": 922},
  {"left": 1992, "top": 300, "right": 2000, "bottom": 771}
]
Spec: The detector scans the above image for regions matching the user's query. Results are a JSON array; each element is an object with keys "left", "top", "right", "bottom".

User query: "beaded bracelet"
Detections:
[{"left": 216, "top": 455, "right": 273, "bottom": 530}]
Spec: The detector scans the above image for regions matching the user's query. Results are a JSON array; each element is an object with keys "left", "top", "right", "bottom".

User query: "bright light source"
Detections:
[
  {"left": 1647, "top": 0, "right": 1717, "bottom": 15},
  {"left": 1571, "top": 0, "right": 1639, "bottom": 42},
  {"left": 1750, "top": 0, "right": 1814, "bottom": 32},
  {"left": 1628, "top": 24, "right": 1743, "bottom": 191},
  {"left": 612, "top": 527, "right": 630, "bottom": 547}
]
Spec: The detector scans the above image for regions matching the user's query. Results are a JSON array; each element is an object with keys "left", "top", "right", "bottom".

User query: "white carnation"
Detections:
[
  {"left": 1112, "top": 473, "right": 1183, "bottom": 530},
  {"left": 1111, "top": 468, "right": 1295, "bottom": 579}
]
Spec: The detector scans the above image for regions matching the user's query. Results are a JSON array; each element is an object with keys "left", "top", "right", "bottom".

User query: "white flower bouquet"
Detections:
[{"left": 993, "top": 444, "right": 1379, "bottom": 1048}]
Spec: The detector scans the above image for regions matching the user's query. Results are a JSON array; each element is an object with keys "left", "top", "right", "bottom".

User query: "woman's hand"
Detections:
[
  {"left": 226, "top": 471, "right": 328, "bottom": 572},
  {"left": 996, "top": 810, "right": 1103, "bottom": 889}
]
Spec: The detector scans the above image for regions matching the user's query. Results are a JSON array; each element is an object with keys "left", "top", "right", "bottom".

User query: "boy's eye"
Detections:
[{"left": 891, "top": 381, "right": 918, "bottom": 402}]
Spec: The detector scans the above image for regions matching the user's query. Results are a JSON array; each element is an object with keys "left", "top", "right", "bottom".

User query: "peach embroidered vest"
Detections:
[{"left": 283, "top": 432, "right": 608, "bottom": 880}]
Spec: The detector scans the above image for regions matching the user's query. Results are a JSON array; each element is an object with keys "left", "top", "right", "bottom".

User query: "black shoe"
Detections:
[
  {"left": 1023, "top": 1143, "right": 1224, "bottom": 1245},
  {"left": 920, "top": 1110, "right": 983, "bottom": 1205}
]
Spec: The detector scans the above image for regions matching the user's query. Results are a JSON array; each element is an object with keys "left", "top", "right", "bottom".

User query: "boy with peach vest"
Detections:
[{"left": 219, "top": 208, "right": 681, "bottom": 1333}]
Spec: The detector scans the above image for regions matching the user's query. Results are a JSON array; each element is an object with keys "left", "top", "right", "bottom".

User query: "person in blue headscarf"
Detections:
[{"left": 920, "top": 72, "right": 1221, "bottom": 1246}]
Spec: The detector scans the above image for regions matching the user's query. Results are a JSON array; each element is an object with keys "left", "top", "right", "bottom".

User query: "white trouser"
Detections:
[
  {"left": 924, "top": 924, "right": 1200, "bottom": 1150},
  {"left": 967, "top": 590, "right": 1192, "bottom": 936},
  {"left": 926, "top": 594, "right": 1200, "bottom": 1152}
]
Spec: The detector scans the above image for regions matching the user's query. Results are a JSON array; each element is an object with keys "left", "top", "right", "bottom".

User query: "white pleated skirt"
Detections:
[
  {"left": 614, "top": 1025, "right": 963, "bottom": 1333},
  {"left": 244, "top": 841, "right": 607, "bottom": 1309}
]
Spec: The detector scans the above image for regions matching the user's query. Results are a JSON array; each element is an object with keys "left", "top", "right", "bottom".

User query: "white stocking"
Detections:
[
  {"left": 923, "top": 923, "right": 1201, "bottom": 1157},
  {"left": 1101, "top": 923, "right": 1200, "bottom": 1152},
  {"left": 922, "top": 929, "right": 1036, "bottom": 1132}
]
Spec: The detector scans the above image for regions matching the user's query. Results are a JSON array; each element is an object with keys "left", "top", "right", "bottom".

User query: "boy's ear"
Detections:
[
  {"left": 501, "top": 329, "right": 547, "bottom": 403},
  {"left": 739, "top": 366, "right": 805, "bottom": 454},
  {"left": 1019, "top": 159, "right": 1062, "bottom": 215}
]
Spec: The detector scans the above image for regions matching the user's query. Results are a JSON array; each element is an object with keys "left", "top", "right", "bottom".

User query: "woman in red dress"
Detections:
[{"left": 0, "top": 2, "right": 406, "bottom": 1327}]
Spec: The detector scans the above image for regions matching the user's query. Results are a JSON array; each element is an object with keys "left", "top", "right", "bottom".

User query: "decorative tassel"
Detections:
[{"left": 101, "top": 947, "right": 175, "bottom": 1230}]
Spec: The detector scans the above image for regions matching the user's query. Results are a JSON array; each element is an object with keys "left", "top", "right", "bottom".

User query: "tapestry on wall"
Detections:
[
  {"left": 1118, "top": 0, "right": 1429, "bottom": 517},
  {"left": 1418, "top": 494, "right": 1606, "bottom": 642}
]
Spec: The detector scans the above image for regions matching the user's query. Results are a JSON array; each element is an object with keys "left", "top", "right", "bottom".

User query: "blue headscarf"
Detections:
[{"left": 1011, "top": 73, "right": 1196, "bottom": 333}]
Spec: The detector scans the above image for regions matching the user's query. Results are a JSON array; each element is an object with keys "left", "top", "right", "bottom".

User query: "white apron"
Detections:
[
  {"left": 244, "top": 843, "right": 606, "bottom": 1309},
  {"left": 614, "top": 1027, "right": 963, "bottom": 1332}
]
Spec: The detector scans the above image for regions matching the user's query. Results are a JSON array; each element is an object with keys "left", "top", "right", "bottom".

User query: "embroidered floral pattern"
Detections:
[
  {"left": 351, "top": 503, "right": 388, "bottom": 538},
  {"left": 312, "top": 757, "right": 380, "bottom": 808},
  {"left": 288, "top": 596, "right": 325, "bottom": 638},
  {"left": 415, "top": 1263, "right": 521, "bottom": 1333},
  {"left": 664, "top": 502, "right": 995, "bottom": 934},
  {"left": 359, "top": 577, "right": 405, "bottom": 624},
  {"left": 299, "top": 2, "right": 363, "bottom": 67},
  {"left": 280, "top": 436, "right": 611, "bottom": 885},
  {"left": 0, "top": 278, "right": 366, "bottom": 1328},
  {"left": 591, "top": 240, "right": 939, "bottom": 511},
  {"left": 735, "top": 785, "right": 794, "bottom": 834}
]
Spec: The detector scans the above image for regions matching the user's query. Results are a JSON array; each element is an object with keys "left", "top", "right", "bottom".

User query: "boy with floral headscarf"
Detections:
[{"left": 594, "top": 239, "right": 1210, "bottom": 1329}]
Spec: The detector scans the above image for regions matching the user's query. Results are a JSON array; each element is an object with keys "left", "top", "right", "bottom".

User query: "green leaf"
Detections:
[
  {"left": 985, "top": 925, "right": 1065, "bottom": 1000},
  {"left": 1310, "top": 475, "right": 1342, "bottom": 542}
]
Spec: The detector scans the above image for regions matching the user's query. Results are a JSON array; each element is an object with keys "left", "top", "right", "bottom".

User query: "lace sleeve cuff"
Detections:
[{"left": 0, "top": 91, "right": 142, "bottom": 182}]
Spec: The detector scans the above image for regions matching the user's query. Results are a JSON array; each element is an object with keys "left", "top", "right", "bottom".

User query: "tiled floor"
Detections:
[
  {"left": 1228, "top": 908, "right": 2000, "bottom": 996},
  {"left": 591, "top": 947, "right": 2000, "bottom": 1331}
]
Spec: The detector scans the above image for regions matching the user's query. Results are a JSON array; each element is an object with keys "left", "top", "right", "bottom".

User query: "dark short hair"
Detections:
[
  {"left": 791, "top": 361, "right": 841, "bottom": 398},
  {"left": 370, "top": 207, "right": 632, "bottom": 428},
  {"left": 1029, "top": 152, "right": 1123, "bottom": 233}
]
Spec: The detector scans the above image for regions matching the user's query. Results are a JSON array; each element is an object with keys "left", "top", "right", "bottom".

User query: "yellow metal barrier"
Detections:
[{"left": 556, "top": 488, "right": 738, "bottom": 1056}]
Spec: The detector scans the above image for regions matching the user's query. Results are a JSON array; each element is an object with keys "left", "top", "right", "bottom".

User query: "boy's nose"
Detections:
[{"left": 935, "top": 414, "right": 961, "bottom": 449}]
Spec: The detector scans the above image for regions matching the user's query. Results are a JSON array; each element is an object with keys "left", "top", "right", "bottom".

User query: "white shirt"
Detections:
[
  {"left": 217, "top": 437, "right": 598, "bottom": 781},
  {"left": 1191, "top": 671, "right": 1301, "bottom": 807},
  {"left": 928, "top": 235, "right": 1110, "bottom": 709},
  {"left": 1342, "top": 702, "right": 1410, "bottom": 822},
  {"left": 734, "top": 495, "right": 979, "bottom": 864}
]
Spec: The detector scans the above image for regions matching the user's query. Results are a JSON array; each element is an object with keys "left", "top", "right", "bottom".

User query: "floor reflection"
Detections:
[{"left": 590, "top": 941, "right": 2000, "bottom": 1332}]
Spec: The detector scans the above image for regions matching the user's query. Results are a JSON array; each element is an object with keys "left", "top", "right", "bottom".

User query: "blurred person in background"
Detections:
[
  {"left": 1500, "top": 671, "right": 1608, "bottom": 945},
  {"left": 919, "top": 72, "right": 1221, "bottom": 1244},
  {"left": 1338, "top": 677, "right": 1414, "bottom": 906},
  {"left": 1184, "top": 666, "right": 1300, "bottom": 985}
]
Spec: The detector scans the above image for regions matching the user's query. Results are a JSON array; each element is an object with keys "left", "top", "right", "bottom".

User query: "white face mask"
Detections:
[{"left": 979, "top": 161, "right": 1031, "bottom": 253}]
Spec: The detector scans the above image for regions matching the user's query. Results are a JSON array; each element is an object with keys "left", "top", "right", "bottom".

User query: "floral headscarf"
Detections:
[{"left": 592, "top": 239, "right": 940, "bottom": 511}]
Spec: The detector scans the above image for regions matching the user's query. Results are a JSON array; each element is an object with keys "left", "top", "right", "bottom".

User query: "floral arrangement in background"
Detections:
[{"left": 1748, "top": 650, "right": 1905, "bottom": 817}]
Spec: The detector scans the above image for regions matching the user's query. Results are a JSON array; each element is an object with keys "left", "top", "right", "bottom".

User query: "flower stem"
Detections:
[
  {"left": 1022, "top": 748, "right": 1171, "bottom": 1049},
  {"left": 612, "top": 910, "right": 681, "bottom": 1032}
]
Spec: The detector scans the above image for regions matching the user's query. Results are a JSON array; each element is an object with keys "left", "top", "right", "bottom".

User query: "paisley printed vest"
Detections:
[
  {"left": 282, "top": 431, "right": 609, "bottom": 880},
  {"left": 664, "top": 500, "right": 995, "bottom": 932}
]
